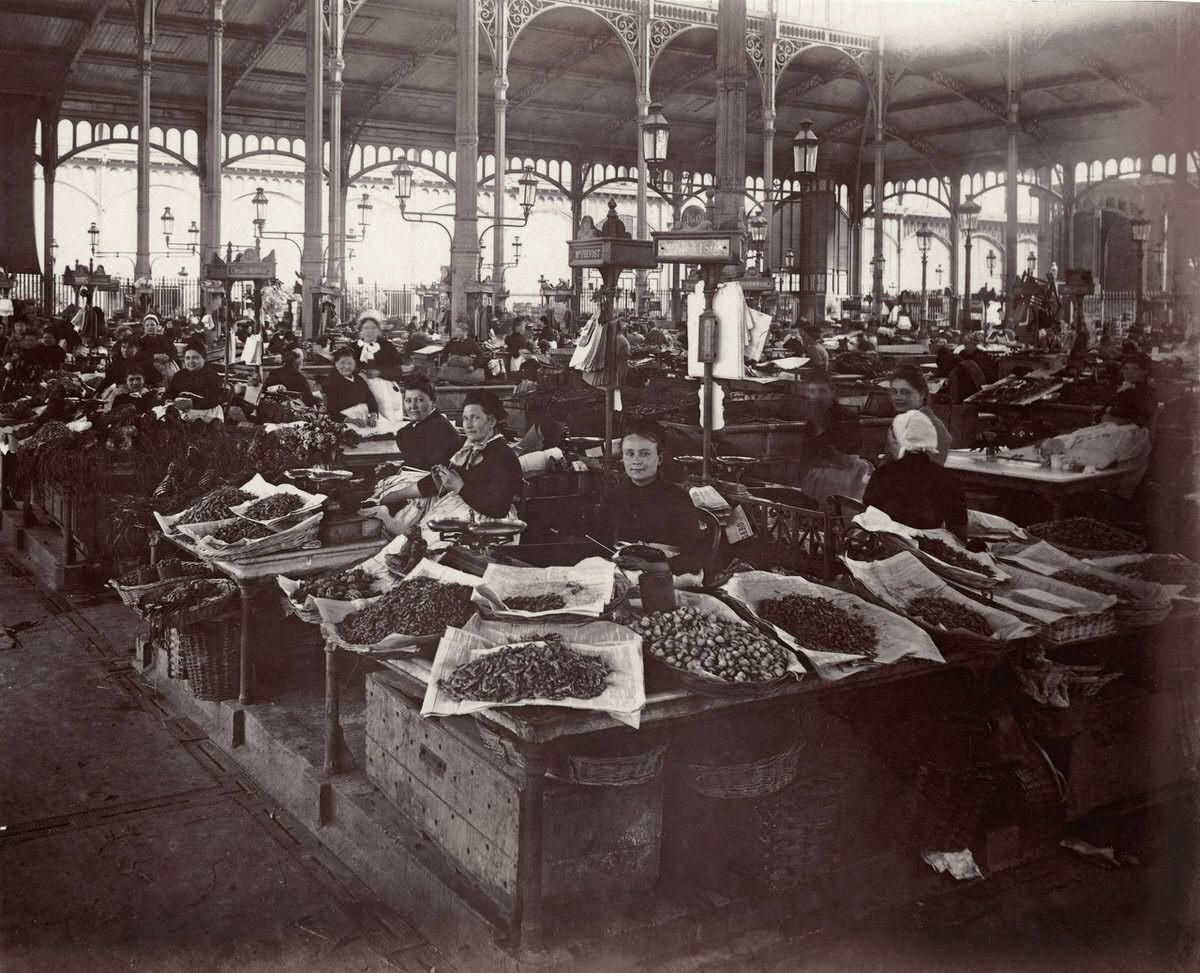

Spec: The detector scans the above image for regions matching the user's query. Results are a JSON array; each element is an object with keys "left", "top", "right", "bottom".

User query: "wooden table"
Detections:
[
  {"left": 152, "top": 532, "right": 386, "bottom": 705},
  {"left": 367, "top": 640, "right": 1024, "bottom": 954},
  {"left": 945, "top": 449, "right": 1136, "bottom": 519}
]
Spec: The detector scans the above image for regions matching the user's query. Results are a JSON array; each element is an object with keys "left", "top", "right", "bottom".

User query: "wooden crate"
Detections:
[{"left": 365, "top": 673, "right": 663, "bottom": 915}]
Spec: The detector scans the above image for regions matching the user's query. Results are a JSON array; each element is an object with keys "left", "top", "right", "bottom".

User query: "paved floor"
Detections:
[
  {"left": 1, "top": 552, "right": 1197, "bottom": 973},
  {"left": 0, "top": 558, "right": 439, "bottom": 973}
]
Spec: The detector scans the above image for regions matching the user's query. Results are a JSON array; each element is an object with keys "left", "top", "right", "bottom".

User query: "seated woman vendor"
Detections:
[
  {"left": 862, "top": 411, "right": 967, "bottom": 541},
  {"left": 320, "top": 346, "right": 379, "bottom": 427},
  {"left": 110, "top": 366, "right": 159, "bottom": 414},
  {"left": 353, "top": 309, "right": 405, "bottom": 381},
  {"left": 165, "top": 347, "right": 224, "bottom": 411},
  {"left": 594, "top": 420, "right": 707, "bottom": 577},
  {"left": 394, "top": 377, "right": 461, "bottom": 470},
  {"left": 369, "top": 390, "right": 523, "bottom": 536}
]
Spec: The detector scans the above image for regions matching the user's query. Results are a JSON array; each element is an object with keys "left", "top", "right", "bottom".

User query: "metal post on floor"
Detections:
[
  {"left": 324, "top": 642, "right": 343, "bottom": 774},
  {"left": 516, "top": 747, "right": 549, "bottom": 956},
  {"left": 237, "top": 580, "right": 254, "bottom": 705}
]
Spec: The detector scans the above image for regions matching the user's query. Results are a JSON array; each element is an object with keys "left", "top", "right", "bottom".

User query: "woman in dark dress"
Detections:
[
  {"left": 863, "top": 411, "right": 967, "bottom": 541},
  {"left": 165, "top": 347, "right": 224, "bottom": 410},
  {"left": 353, "top": 311, "right": 405, "bottom": 381},
  {"left": 320, "top": 346, "right": 378, "bottom": 427},
  {"left": 264, "top": 349, "right": 317, "bottom": 407},
  {"left": 375, "top": 389, "right": 522, "bottom": 523},
  {"left": 394, "top": 377, "right": 461, "bottom": 470}
]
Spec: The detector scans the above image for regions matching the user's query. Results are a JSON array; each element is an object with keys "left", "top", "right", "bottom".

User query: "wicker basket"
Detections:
[
  {"left": 1036, "top": 609, "right": 1117, "bottom": 645},
  {"left": 155, "top": 558, "right": 212, "bottom": 581},
  {"left": 550, "top": 745, "right": 668, "bottom": 787},
  {"left": 111, "top": 571, "right": 176, "bottom": 608},
  {"left": 902, "top": 761, "right": 1003, "bottom": 852},
  {"left": 157, "top": 579, "right": 239, "bottom": 627},
  {"left": 165, "top": 628, "right": 189, "bottom": 680},
  {"left": 179, "top": 612, "right": 240, "bottom": 700},
  {"left": 1114, "top": 601, "right": 1174, "bottom": 631},
  {"left": 685, "top": 743, "right": 804, "bottom": 800}
]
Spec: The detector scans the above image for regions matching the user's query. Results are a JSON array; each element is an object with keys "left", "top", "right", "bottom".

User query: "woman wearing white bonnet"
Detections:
[{"left": 863, "top": 410, "right": 968, "bottom": 541}]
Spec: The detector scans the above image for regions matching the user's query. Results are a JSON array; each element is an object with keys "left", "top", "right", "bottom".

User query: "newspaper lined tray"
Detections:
[
  {"left": 277, "top": 533, "right": 399, "bottom": 623},
  {"left": 177, "top": 511, "right": 323, "bottom": 562},
  {"left": 844, "top": 552, "right": 1037, "bottom": 644},
  {"left": 317, "top": 557, "right": 486, "bottom": 654},
  {"left": 229, "top": 473, "right": 326, "bottom": 528},
  {"left": 854, "top": 506, "right": 1008, "bottom": 588},
  {"left": 471, "top": 558, "right": 617, "bottom": 621},
  {"left": 721, "top": 571, "right": 942, "bottom": 681},
  {"left": 420, "top": 616, "right": 645, "bottom": 728},
  {"left": 1086, "top": 553, "right": 1199, "bottom": 603}
]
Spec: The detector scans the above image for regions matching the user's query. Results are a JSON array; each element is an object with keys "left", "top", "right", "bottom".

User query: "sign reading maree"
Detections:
[
  {"left": 652, "top": 230, "right": 744, "bottom": 265},
  {"left": 567, "top": 239, "right": 656, "bottom": 270}
]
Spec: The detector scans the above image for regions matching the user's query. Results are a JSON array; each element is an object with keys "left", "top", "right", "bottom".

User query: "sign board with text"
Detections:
[
  {"left": 652, "top": 230, "right": 744, "bottom": 265},
  {"left": 567, "top": 238, "right": 656, "bottom": 270}
]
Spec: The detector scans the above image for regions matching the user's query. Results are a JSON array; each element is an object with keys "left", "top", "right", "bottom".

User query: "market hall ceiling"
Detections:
[{"left": 0, "top": 0, "right": 1192, "bottom": 183}]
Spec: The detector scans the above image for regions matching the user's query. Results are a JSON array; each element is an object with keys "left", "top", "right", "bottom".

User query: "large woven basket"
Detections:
[
  {"left": 684, "top": 743, "right": 804, "bottom": 800},
  {"left": 179, "top": 612, "right": 239, "bottom": 700},
  {"left": 155, "top": 558, "right": 212, "bottom": 581}
]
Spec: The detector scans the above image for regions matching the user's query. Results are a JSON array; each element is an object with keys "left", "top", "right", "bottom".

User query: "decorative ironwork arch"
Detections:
[
  {"left": 477, "top": 164, "right": 568, "bottom": 197},
  {"left": 57, "top": 138, "right": 198, "bottom": 174},
  {"left": 496, "top": 0, "right": 639, "bottom": 80},
  {"left": 348, "top": 155, "right": 456, "bottom": 189},
  {"left": 862, "top": 189, "right": 953, "bottom": 218},
  {"left": 776, "top": 41, "right": 873, "bottom": 91},
  {"left": 224, "top": 148, "right": 312, "bottom": 170}
]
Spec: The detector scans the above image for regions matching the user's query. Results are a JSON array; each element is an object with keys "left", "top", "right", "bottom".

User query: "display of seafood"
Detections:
[
  {"left": 177, "top": 486, "right": 255, "bottom": 525},
  {"left": 504, "top": 593, "right": 567, "bottom": 612},
  {"left": 440, "top": 634, "right": 610, "bottom": 703},
  {"left": 1112, "top": 556, "right": 1200, "bottom": 596},
  {"left": 294, "top": 567, "right": 380, "bottom": 603},
  {"left": 336, "top": 577, "right": 474, "bottom": 644},
  {"left": 206, "top": 519, "right": 273, "bottom": 544},
  {"left": 756, "top": 594, "right": 878, "bottom": 657},
  {"left": 242, "top": 492, "right": 305, "bottom": 520},
  {"left": 908, "top": 595, "right": 991, "bottom": 636},
  {"left": 637, "top": 606, "right": 791, "bottom": 682},
  {"left": 1052, "top": 570, "right": 1132, "bottom": 603},
  {"left": 916, "top": 536, "right": 997, "bottom": 577},
  {"left": 1028, "top": 518, "right": 1143, "bottom": 553}
]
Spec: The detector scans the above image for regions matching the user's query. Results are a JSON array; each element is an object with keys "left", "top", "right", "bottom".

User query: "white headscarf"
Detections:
[{"left": 891, "top": 410, "right": 939, "bottom": 458}]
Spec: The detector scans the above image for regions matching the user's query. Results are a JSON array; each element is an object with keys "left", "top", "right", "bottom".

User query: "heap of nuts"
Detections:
[
  {"left": 917, "top": 537, "right": 997, "bottom": 578},
  {"left": 1052, "top": 569, "right": 1131, "bottom": 603},
  {"left": 1029, "top": 518, "right": 1143, "bottom": 553},
  {"left": 757, "top": 594, "right": 877, "bottom": 656},
  {"left": 637, "top": 606, "right": 792, "bottom": 683},
  {"left": 243, "top": 492, "right": 306, "bottom": 521},
  {"left": 206, "top": 519, "right": 273, "bottom": 544},
  {"left": 1114, "top": 556, "right": 1200, "bottom": 596},
  {"left": 908, "top": 595, "right": 992, "bottom": 636},
  {"left": 337, "top": 577, "right": 474, "bottom": 644}
]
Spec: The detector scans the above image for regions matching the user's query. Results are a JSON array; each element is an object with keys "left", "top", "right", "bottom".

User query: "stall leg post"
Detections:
[
  {"left": 63, "top": 495, "right": 75, "bottom": 566},
  {"left": 237, "top": 580, "right": 254, "bottom": 705},
  {"left": 324, "top": 641, "right": 343, "bottom": 775},
  {"left": 516, "top": 747, "right": 549, "bottom": 956}
]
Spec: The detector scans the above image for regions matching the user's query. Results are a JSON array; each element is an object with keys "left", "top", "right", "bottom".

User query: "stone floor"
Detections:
[{"left": 1, "top": 552, "right": 1197, "bottom": 973}]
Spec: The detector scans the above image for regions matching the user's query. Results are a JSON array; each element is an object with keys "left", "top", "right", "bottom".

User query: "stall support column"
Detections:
[
  {"left": 492, "top": 15, "right": 508, "bottom": 314},
  {"left": 451, "top": 0, "right": 481, "bottom": 334},
  {"left": 237, "top": 580, "right": 255, "bottom": 705},
  {"left": 42, "top": 113, "right": 58, "bottom": 314},
  {"left": 301, "top": 0, "right": 324, "bottom": 338},
  {"left": 324, "top": 642, "right": 343, "bottom": 774},
  {"left": 701, "top": 270, "right": 719, "bottom": 483},
  {"left": 761, "top": 110, "right": 776, "bottom": 274},
  {"left": 201, "top": 0, "right": 224, "bottom": 266},
  {"left": 134, "top": 3, "right": 155, "bottom": 280},
  {"left": 948, "top": 194, "right": 960, "bottom": 328},
  {"left": 516, "top": 747, "right": 549, "bottom": 955},
  {"left": 326, "top": 0, "right": 346, "bottom": 312},
  {"left": 871, "top": 45, "right": 886, "bottom": 323},
  {"left": 568, "top": 161, "right": 584, "bottom": 322},
  {"left": 1004, "top": 19, "right": 1021, "bottom": 322},
  {"left": 63, "top": 496, "right": 75, "bottom": 566}
]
